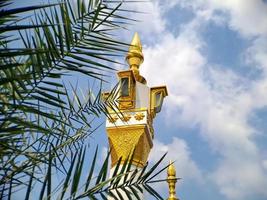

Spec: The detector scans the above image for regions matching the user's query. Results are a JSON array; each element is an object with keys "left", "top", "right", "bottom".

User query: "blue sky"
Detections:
[
  {"left": 9, "top": 0, "right": 267, "bottom": 200},
  {"left": 116, "top": 1, "right": 267, "bottom": 200}
]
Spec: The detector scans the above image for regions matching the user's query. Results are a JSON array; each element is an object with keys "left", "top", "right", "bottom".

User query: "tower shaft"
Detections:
[{"left": 103, "top": 33, "right": 168, "bottom": 200}]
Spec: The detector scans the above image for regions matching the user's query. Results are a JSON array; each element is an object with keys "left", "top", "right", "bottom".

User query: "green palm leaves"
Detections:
[{"left": 0, "top": 0, "right": 168, "bottom": 199}]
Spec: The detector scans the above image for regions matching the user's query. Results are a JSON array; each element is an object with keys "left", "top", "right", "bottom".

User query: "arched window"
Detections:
[
  {"left": 154, "top": 91, "right": 163, "bottom": 113},
  {"left": 150, "top": 86, "right": 168, "bottom": 118},
  {"left": 121, "top": 77, "right": 129, "bottom": 97},
  {"left": 117, "top": 70, "right": 136, "bottom": 109}
]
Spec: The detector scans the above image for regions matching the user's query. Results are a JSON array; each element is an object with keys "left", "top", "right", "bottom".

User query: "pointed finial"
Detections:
[
  {"left": 126, "top": 32, "right": 146, "bottom": 84},
  {"left": 129, "top": 32, "right": 143, "bottom": 53},
  {"left": 167, "top": 161, "right": 179, "bottom": 200}
]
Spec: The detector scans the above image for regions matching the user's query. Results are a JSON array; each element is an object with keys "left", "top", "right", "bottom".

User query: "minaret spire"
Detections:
[
  {"left": 128, "top": 32, "right": 143, "bottom": 53},
  {"left": 167, "top": 161, "right": 179, "bottom": 200},
  {"left": 126, "top": 32, "right": 146, "bottom": 84}
]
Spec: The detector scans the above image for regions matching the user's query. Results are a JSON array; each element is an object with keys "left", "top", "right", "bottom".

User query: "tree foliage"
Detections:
[{"left": 0, "top": 0, "right": 168, "bottom": 199}]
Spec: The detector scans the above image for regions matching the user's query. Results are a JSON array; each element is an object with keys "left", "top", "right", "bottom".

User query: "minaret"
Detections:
[
  {"left": 102, "top": 33, "right": 168, "bottom": 199},
  {"left": 167, "top": 161, "right": 180, "bottom": 200}
]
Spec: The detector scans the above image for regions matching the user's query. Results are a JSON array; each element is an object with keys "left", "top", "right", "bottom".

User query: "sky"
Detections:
[
  {"left": 116, "top": 1, "right": 267, "bottom": 200},
  {"left": 8, "top": 0, "right": 267, "bottom": 200}
]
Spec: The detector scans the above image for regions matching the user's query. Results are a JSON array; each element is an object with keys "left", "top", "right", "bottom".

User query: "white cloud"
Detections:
[
  {"left": 119, "top": 0, "right": 267, "bottom": 199},
  {"left": 263, "top": 160, "right": 267, "bottom": 170},
  {"left": 245, "top": 37, "right": 267, "bottom": 72},
  {"left": 206, "top": 0, "right": 267, "bottom": 37},
  {"left": 149, "top": 138, "right": 203, "bottom": 182},
  {"left": 137, "top": 1, "right": 267, "bottom": 199},
  {"left": 212, "top": 158, "right": 267, "bottom": 200},
  {"left": 158, "top": 0, "right": 267, "bottom": 37},
  {"left": 120, "top": 1, "right": 166, "bottom": 42}
]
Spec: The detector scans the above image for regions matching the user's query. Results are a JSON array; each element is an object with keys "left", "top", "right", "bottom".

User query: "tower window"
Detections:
[
  {"left": 154, "top": 92, "right": 163, "bottom": 113},
  {"left": 121, "top": 77, "right": 129, "bottom": 97}
]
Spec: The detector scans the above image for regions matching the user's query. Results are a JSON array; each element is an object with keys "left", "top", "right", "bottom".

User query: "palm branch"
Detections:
[{"left": 0, "top": 0, "right": 168, "bottom": 199}]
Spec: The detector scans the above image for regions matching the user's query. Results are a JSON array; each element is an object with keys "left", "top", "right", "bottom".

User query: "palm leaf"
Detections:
[{"left": 0, "top": 0, "right": 169, "bottom": 199}]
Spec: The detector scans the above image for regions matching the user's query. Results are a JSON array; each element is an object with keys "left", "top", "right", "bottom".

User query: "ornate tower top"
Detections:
[
  {"left": 126, "top": 32, "right": 146, "bottom": 84},
  {"left": 167, "top": 161, "right": 179, "bottom": 200},
  {"left": 126, "top": 32, "right": 143, "bottom": 65}
]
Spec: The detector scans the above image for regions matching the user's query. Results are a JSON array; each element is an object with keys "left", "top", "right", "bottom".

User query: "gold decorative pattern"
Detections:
[
  {"left": 107, "top": 107, "right": 147, "bottom": 115},
  {"left": 119, "top": 100, "right": 135, "bottom": 110},
  {"left": 134, "top": 112, "right": 145, "bottom": 121},
  {"left": 107, "top": 125, "right": 153, "bottom": 167},
  {"left": 122, "top": 114, "right": 131, "bottom": 122},
  {"left": 108, "top": 115, "right": 118, "bottom": 123},
  {"left": 147, "top": 114, "right": 154, "bottom": 138}
]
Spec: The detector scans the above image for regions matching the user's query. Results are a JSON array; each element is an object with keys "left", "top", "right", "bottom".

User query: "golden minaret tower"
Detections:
[
  {"left": 167, "top": 161, "right": 180, "bottom": 200},
  {"left": 103, "top": 33, "right": 168, "bottom": 199}
]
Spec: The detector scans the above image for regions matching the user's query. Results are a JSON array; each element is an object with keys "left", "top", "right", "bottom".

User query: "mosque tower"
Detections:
[{"left": 103, "top": 33, "right": 178, "bottom": 199}]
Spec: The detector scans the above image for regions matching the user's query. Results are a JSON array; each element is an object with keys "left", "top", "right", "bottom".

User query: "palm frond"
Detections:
[{"left": 0, "top": 0, "right": 168, "bottom": 199}]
